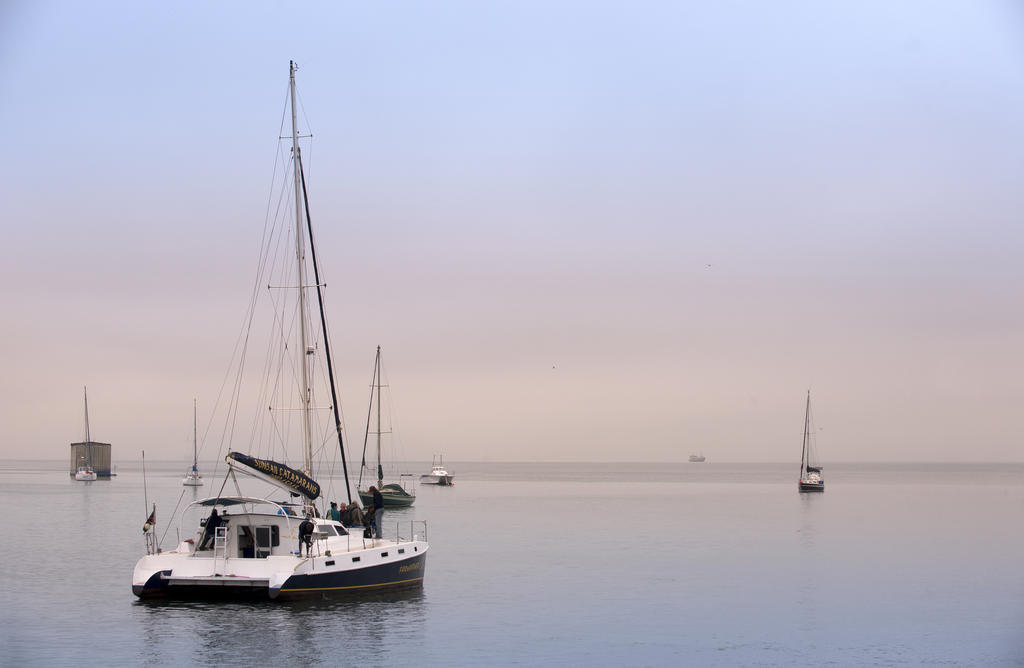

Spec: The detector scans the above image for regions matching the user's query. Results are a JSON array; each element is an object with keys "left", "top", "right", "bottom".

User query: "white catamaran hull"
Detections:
[{"left": 133, "top": 527, "right": 427, "bottom": 599}]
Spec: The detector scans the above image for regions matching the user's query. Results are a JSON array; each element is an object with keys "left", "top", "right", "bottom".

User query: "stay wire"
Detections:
[{"left": 158, "top": 488, "right": 189, "bottom": 549}]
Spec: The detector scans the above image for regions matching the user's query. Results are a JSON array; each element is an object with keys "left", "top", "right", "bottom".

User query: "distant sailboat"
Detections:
[
  {"left": 798, "top": 390, "right": 824, "bottom": 493},
  {"left": 74, "top": 387, "right": 98, "bottom": 481},
  {"left": 182, "top": 399, "right": 203, "bottom": 487},
  {"left": 357, "top": 346, "right": 416, "bottom": 507}
]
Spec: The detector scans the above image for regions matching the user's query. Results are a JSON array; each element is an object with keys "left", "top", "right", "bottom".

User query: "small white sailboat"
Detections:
[
  {"left": 182, "top": 399, "right": 203, "bottom": 487},
  {"left": 74, "top": 460, "right": 97, "bottom": 481},
  {"left": 798, "top": 390, "right": 825, "bottom": 493},
  {"left": 74, "top": 387, "right": 98, "bottom": 481},
  {"left": 420, "top": 455, "right": 454, "bottom": 486}
]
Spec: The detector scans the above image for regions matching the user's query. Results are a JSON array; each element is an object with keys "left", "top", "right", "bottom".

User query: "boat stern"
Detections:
[{"left": 132, "top": 554, "right": 174, "bottom": 598}]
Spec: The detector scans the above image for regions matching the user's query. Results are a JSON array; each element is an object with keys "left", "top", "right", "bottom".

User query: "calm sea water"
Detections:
[{"left": 1, "top": 460, "right": 1021, "bottom": 666}]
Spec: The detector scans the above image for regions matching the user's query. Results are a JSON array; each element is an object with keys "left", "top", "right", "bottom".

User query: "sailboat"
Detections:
[
  {"left": 798, "top": 390, "right": 825, "bottom": 492},
  {"left": 688, "top": 453, "right": 706, "bottom": 463},
  {"left": 132, "top": 62, "right": 428, "bottom": 599},
  {"left": 357, "top": 346, "right": 416, "bottom": 507},
  {"left": 182, "top": 399, "right": 203, "bottom": 486},
  {"left": 74, "top": 387, "right": 98, "bottom": 481}
]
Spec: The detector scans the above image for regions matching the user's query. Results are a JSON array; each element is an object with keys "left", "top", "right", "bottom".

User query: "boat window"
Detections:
[
  {"left": 234, "top": 525, "right": 277, "bottom": 558},
  {"left": 256, "top": 525, "right": 280, "bottom": 549},
  {"left": 237, "top": 526, "right": 254, "bottom": 558},
  {"left": 316, "top": 525, "right": 337, "bottom": 536}
]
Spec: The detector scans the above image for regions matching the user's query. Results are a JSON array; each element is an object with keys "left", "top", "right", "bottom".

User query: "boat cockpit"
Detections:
[{"left": 182, "top": 496, "right": 352, "bottom": 559}]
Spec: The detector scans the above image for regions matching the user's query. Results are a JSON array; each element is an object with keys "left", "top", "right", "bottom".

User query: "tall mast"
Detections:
[
  {"left": 193, "top": 398, "right": 198, "bottom": 472},
  {"left": 83, "top": 386, "right": 92, "bottom": 469},
  {"left": 800, "top": 390, "right": 810, "bottom": 476},
  {"left": 298, "top": 161, "right": 353, "bottom": 503},
  {"left": 376, "top": 345, "right": 383, "bottom": 488},
  {"left": 83, "top": 386, "right": 91, "bottom": 442},
  {"left": 290, "top": 60, "right": 314, "bottom": 474}
]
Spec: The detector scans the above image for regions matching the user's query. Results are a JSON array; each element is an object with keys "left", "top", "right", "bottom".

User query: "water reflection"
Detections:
[
  {"left": 133, "top": 589, "right": 426, "bottom": 666},
  {"left": 795, "top": 491, "right": 822, "bottom": 638}
]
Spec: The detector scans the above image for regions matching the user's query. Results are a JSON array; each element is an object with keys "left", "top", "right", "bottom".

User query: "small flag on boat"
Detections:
[{"left": 143, "top": 504, "right": 156, "bottom": 533}]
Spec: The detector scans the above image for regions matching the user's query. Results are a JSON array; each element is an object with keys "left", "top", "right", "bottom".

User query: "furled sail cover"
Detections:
[
  {"left": 226, "top": 452, "right": 320, "bottom": 500},
  {"left": 806, "top": 466, "right": 822, "bottom": 473}
]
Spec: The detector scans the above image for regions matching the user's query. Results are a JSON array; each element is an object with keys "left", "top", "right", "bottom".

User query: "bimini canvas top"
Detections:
[
  {"left": 191, "top": 496, "right": 273, "bottom": 507},
  {"left": 226, "top": 452, "right": 321, "bottom": 500}
]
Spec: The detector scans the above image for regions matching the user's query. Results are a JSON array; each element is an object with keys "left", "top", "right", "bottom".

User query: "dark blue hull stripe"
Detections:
[
  {"left": 133, "top": 554, "right": 426, "bottom": 599},
  {"left": 277, "top": 553, "right": 426, "bottom": 596}
]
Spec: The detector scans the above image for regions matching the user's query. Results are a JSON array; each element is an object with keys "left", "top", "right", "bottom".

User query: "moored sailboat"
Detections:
[
  {"left": 357, "top": 346, "right": 416, "bottom": 507},
  {"left": 182, "top": 399, "right": 203, "bottom": 487},
  {"left": 74, "top": 387, "right": 98, "bottom": 481},
  {"left": 798, "top": 390, "right": 824, "bottom": 493},
  {"left": 73, "top": 461, "right": 97, "bottom": 481},
  {"left": 132, "top": 62, "right": 427, "bottom": 600}
]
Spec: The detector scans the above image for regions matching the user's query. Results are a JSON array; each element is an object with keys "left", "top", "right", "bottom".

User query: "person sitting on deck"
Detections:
[
  {"left": 340, "top": 502, "right": 365, "bottom": 528},
  {"left": 198, "top": 508, "right": 223, "bottom": 551}
]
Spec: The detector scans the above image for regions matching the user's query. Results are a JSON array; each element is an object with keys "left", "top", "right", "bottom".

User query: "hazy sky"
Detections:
[{"left": 2, "top": 1, "right": 1022, "bottom": 464}]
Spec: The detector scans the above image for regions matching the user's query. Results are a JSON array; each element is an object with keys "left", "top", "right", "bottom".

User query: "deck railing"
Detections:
[{"left": 396, "top": 520, "right": 428, "bottom": 543}]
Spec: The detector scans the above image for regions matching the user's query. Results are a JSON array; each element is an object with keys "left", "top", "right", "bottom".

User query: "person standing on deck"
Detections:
[
  {"left": 326, "top": 501, "right": 342, "bottom": 523},
  {"left": 298, "top": 515, "right": 315, "bottom": 557},
  {"left": 199, "top": 508, "right": 223, "bottom": 550},
  {"left": 370, "top": 486, "right": 384, "bottom": 538}
]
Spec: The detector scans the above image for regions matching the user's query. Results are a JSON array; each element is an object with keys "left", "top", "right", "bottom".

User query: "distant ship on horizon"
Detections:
[{"left": 689, "top": 453, "right": 706, "bottom": 463}]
